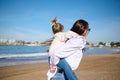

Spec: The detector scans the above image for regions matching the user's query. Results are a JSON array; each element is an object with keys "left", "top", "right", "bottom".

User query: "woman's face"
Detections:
[{"left": 83, "top": 28, "right": 90, "bottom": 37}]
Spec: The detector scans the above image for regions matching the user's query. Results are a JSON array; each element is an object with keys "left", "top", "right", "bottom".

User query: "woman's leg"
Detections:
[{"left": 57, "top": 58, "right": 78, "bottom": 80}]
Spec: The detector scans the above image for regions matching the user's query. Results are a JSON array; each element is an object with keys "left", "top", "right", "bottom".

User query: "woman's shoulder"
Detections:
[
  {"left": 66, "top": 31, "right": 79, "bottom": 38},
  {"left": 69, "top": 36, "right": 86, "bottom": 43}
]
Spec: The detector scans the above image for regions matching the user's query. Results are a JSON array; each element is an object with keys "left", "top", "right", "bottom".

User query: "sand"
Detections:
[{"left": 0, "top": 54, "right": 120, "bottom": 80}]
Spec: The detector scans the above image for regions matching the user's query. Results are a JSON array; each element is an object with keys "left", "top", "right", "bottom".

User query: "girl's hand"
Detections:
[{"left": 50, "top": 64, "right": 57, "bottom": 72}]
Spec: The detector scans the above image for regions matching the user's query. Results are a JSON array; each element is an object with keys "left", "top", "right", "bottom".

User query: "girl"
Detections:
[{"left": 47, "top": 17, "right": 77, "bottom": 80}]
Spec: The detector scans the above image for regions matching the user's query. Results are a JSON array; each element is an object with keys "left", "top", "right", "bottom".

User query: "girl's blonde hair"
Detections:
[{"left": 51, "top": 17, "right": 64, "bottom": 34}]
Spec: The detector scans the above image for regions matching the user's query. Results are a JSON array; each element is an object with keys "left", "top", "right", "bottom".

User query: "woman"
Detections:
[{"left": 48, "top": 19, "right": 90, "bottom": 80}]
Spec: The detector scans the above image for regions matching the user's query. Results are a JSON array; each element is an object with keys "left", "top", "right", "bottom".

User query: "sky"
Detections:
[{"left": 0, "top": 0, "right": 120, "bottom": 43}]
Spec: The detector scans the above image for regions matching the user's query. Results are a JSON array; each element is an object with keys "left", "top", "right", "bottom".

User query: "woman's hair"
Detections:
[
  {"left": 70, "top": 19, "right": 89, "bottom": 35},
  {"left": 51, "top": 17, "right": 64, "bottom": 34}
]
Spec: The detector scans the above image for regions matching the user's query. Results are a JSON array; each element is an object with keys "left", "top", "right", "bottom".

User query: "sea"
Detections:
[{"left": 0, "top": 46, "right": 120, "bottom": 67}]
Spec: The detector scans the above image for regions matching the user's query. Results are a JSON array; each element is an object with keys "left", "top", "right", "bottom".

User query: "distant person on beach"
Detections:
[
  {"left": 49, "top": 19, "right": 90, "bottom": 80},
  {"left": 47, "top": 17, "right": 78, "bottom": 80}
]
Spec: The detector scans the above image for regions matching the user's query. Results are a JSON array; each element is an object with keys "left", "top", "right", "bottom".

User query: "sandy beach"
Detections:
[{"left": 0, "top": 54, "right": 120, "bottom": 80}]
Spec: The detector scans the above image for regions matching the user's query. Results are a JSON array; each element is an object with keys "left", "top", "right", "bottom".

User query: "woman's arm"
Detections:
[
  {"left": 54, "top": 37, "right": 85, "bottom": 57},
  {"left": 50, "top": 37, "right": 86, "bottom": 65}
]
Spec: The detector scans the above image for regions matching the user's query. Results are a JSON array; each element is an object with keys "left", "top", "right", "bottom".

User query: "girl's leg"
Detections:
[
  {"left": 50, "top": 72, "right": 65, "bottom": 80},
  {"left": 57, "top": 58, "right": 78, "bottom": 80}
]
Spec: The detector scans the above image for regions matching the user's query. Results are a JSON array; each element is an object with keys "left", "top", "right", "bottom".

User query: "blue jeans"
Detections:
[
  {"left": 48, "top": 56, "right": 65, "bottom": 80},
  {"left": 57, "top": 58, "right": 78, "bottom": 80},
  {"left": 50, "top": 72, "right": 65, "bottom": 80}
]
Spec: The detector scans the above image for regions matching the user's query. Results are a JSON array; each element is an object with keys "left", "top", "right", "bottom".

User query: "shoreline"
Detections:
[{"left": 0, "top": 54, "right": 120, "bottom": 80}]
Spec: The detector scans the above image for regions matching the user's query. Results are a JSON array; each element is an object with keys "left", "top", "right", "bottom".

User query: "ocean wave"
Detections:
[
  {"left": 0, "top": 52, "right": 48, "bottom": 59},
  {"left": 0, "top": 60, "right": 48, "bottom": 67}
]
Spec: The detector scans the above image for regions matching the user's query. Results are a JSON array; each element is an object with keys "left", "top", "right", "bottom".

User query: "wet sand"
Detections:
[{"left": 0, "top": 54, "right": 120, "bottom": 80}]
